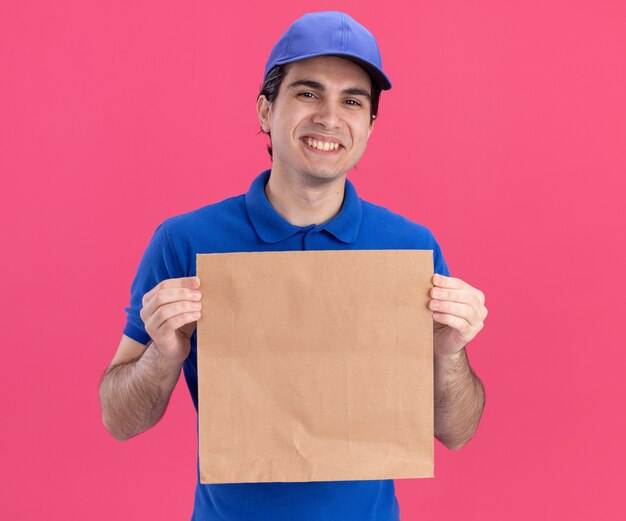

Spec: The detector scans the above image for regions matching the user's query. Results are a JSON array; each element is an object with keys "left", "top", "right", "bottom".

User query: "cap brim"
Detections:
[{"left": 274, "top": 52, "right": 392, "bottom": 91}]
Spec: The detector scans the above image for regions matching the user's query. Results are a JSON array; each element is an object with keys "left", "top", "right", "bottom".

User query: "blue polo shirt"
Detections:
[{"left": 123, "top": 169, "right": 450, "bottom": 521}]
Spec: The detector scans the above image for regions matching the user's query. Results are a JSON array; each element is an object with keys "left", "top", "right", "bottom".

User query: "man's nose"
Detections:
[{"left": 312, "top": 100, "right": 341, "bottom": 129}]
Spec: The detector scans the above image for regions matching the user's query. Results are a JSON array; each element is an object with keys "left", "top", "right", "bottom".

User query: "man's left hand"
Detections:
[{"left": 429, "top": 274, "right": 488, "bottom": 359}]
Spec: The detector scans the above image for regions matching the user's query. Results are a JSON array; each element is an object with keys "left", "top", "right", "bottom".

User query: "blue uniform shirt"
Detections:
[{"left": 124, "top": 169, "right": 450, "bottom": 521}]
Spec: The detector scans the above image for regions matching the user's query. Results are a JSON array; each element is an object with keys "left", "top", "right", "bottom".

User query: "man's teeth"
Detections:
[{"left": 305, "top": 138, "right": 340, "bottom": 151}]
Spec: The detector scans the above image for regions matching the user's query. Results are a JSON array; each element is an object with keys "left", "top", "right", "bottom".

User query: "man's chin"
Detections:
[
  {"left": 271, "top": 157, "right": 354, "bottom": 184},
  {"left": 302, "top": 160, "right": 358, "bottom": 182},
  {"left": 302, "top": 167, "right": 348, "bottom": 184}
]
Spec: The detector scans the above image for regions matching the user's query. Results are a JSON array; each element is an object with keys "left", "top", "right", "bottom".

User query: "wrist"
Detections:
[
  {"left": 141, "top": 342, "right": 184, "bottom": 384},
  {"left": 148, "top": 340, "right": 186, "bottom": 367},
  {"left": 434, "top": 348, "right": 465, "bottom": 365}
]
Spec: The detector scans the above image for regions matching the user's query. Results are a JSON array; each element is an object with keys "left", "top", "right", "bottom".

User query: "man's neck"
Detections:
[{"left": 265, "top": 168, "right": 346, "bottom": 227}]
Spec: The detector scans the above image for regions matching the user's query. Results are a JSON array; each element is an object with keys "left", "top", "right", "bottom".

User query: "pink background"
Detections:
[{"left": 1, "top": 1, "right": 625, "bottom": 519}]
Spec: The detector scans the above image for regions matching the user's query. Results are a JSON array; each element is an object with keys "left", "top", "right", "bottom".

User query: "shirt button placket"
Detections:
[{"left": 303, "top": 230, "right": 317, "bottom": 251}]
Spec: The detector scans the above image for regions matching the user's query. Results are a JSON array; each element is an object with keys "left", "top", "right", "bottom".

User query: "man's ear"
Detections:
[
  {"left": 367, "top": 117, "right": 375, "bottom": 138},
  {"left": 256, "top": 95, "right": 271, "bottom": 133}
]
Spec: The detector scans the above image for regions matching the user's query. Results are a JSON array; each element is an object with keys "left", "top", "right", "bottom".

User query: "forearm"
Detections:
[
  {"left": 434, "top": 347, "right": 485, "bottom": 450},
  {"left": 99, "top": 342, "right": 182, "bottom": 441}
]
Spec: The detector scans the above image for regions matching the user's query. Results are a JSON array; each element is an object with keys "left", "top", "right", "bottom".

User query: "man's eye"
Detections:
[
  {"left": 298, "top": 92, "right": 316, "bottom": 99},
  {"left": 345, "top": 99, "right": 362, "bottom": 107}
]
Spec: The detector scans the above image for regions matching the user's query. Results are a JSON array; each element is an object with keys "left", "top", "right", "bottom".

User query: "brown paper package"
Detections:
[{"left": 196, "top": 250, "right": 434, "bottom": 484}]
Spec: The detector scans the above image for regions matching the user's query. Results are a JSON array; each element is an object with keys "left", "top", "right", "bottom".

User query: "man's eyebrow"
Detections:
[
  {"left": 287, "top": 80, "right": 371, "bottom": 100},
  {"left": 287, "top": 79, "right": 325, "bottom": 91},
  {"left": 342, "top": 87, "right": 371, "bottom": 100}
]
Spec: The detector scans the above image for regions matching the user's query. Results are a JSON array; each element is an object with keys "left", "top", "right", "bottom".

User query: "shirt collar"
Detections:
[{"left": 245, "top": 169, "right": 362, "bottom": 244}]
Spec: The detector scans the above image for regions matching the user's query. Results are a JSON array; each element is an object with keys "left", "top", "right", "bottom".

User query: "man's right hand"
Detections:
[{"left": 139, "top": 276, "right": 202, "bottom": 365}]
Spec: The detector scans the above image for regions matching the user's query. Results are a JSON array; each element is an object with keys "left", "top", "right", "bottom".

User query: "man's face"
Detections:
[{"left": 257, "top": 55, "right": 375, "bottom": 183}]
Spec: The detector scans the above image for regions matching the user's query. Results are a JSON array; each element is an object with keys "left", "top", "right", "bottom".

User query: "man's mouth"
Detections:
[{"left": 302, "top": 137, "right": 342, "bottom": 152}]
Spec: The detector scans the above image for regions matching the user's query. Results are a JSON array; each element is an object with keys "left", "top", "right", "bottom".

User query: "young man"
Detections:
[{"left": 100, "top": 11, "right": 487, "bottom": 521}]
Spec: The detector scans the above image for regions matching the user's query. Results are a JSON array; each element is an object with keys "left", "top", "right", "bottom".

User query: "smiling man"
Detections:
[
  {"left": 258, "top": 55, "right": 376, "bottom": 228},
  {"left": 99, "top": 11, "right": 487, "bottom": 521}
]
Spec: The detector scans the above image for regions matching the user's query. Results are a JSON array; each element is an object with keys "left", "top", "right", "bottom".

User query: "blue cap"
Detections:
[{"left": 264, "top": 11, "right": 392, "bottom": 91}]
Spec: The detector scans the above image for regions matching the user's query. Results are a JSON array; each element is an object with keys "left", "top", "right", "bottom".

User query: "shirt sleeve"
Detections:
[
  {"left": 431, "top": 232, "right": 451, "bottom": 277},
  {"left": 123, "top": 220, "right": 185, "bottom": 345}
]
